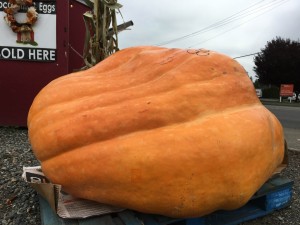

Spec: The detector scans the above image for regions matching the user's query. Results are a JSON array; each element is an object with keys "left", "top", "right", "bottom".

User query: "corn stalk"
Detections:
[{"left": 82, "top": 0, "right": 123, "bottom": 68}]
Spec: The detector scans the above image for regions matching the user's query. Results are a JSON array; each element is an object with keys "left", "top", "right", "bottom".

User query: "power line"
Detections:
[
  {"left": 170, "top": 0, "right": 289, "bottom": 46},
  {"left": 155, "top": 0, "right": 290, "bottom": 47},
  {"left": 156, "top": 0, "right": 266, "bottom": 46},
  {"left": 233, "top": 52, "right": 260, "bottom": 59},
  {"left": 187, "top": 0, "right": 290, "bottom": 48}
]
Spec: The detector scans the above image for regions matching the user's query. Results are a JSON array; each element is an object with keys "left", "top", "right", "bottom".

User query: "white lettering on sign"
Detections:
[
  {"left": 0, "top": 47, "right": 56, "bottom": 62},
  {"left": 39, "top": 3, "right": 56, "bottom": 14},
  {"left": 28, "top": 49, "right": 55, "bottom": 61},
  {"left": 1, "top": 48, "right": 10, "bottom": 58},
  {"left": 1, "top": 1, "right": 56, "bottom": 14},
  {"left": 0, "top": 2, "right": 12, "bottom": 10},
  {"left": 0, "top": 48, "right": 25, "bottom": 59},
  {"left": 0, "top": 0, "right": 57, "bottom": 62}
]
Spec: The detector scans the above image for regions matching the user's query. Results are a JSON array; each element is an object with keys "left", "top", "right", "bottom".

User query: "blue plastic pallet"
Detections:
[{"left": 39, "top": 176, "right": 293, "bottom": 225}]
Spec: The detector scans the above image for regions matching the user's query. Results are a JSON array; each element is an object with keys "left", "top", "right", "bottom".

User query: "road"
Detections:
[{"left": 265, "top": 105, "right": 300, "bottom": 151}]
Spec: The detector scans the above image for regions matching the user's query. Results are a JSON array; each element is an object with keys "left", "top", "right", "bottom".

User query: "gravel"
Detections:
[
  {"left": 0, "top": 127, "right": 40, "bottom": 225},
  {"left": 1, "top": 126, "right": 299, "bottom": 225}
]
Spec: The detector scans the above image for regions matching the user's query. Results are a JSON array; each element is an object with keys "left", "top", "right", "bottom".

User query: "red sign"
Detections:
[{"left": 280, "top": 84, "right": 294, "bottom": 96}]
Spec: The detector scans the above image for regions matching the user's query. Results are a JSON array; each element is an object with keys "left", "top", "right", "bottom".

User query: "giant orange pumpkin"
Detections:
[{"left": 28, "top": 46, "right": 285, "bottom": 218}]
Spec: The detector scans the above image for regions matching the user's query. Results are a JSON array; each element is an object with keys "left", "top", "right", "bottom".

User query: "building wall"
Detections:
[{"left": 0, "top": 0, "right": 88, "bottom": 126}]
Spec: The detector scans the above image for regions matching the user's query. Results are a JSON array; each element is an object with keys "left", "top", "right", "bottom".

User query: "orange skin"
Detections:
[{"left": 28, "top": 46, "right": 285, "bottom": 218}]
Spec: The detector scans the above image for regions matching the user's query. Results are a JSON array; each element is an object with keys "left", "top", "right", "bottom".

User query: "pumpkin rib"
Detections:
[
  {"left": 29, "top": 75, "right": 259, "bottom": 156},
  {"left": 28, "top": 49, "right": 242, "bottom": 118},
  {"left": 37, "top": 48, "right": 186, "bottom": 86},
  {"left": 28, "top": 59, "right": 247, "bottom": 125},
  {"left": 29, "top": 91, "right": 260, "bottom": 162},
  {"left": 28, "top": 53, "right": 195, "bottom": 119},
  {"left": 41, "top": 103, "right": 271, "bottom": 165},
  {"left": 28, "top": 70, "right": 223, "bottom": 124},
  {"left": 35, "top": 102, "right": 263, "bottom": 162},
  {"left": 90, "top": 46, "right": 180, "bottom": 74}
]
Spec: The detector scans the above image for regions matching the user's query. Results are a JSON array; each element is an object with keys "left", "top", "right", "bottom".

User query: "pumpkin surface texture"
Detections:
[{"left": 28, "top": 46, "right": 285, "bottom": 218}]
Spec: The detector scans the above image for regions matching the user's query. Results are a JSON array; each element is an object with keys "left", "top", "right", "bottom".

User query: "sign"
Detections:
[
  {"left": 280, "top": 84, "right": 294, "bottom": 97},
  {"left": 0, "top": 0, "right": 56, "bottom": 62}
]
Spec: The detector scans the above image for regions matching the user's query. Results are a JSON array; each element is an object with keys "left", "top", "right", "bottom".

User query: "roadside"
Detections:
[
  {"left": 284, "top": 128, "right": 300, "bottom": 151},
  {"left": 261, "top": 99, "right": 300, "bottom": 152},
  {"left": 260, "top": 98, "right": 300, "bottom": 107}
]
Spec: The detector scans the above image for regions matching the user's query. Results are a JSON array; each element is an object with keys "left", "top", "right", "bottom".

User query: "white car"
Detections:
[
  {"left": 256, "top": 89, "right": 262, "bottom": 98},
  {"left": 287, "top": 92, "right": 300, "bottom": 101}
]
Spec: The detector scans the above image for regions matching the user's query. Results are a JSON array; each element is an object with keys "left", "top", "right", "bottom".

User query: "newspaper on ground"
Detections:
[{"left": 22, "top": 166, "right": 124, "bottom": 219}]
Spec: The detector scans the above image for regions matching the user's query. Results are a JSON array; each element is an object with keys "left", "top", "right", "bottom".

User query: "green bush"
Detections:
[{"left": 262, "top": 86, "right": 280, "bottom": 98}]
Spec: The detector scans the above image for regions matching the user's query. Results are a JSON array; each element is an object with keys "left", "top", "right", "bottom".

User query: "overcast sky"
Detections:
[{"left": 117, "top": 0, "right": 300, "bottom": 80}]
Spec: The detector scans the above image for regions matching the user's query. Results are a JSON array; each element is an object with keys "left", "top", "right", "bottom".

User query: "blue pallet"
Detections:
[{"left": 39, "top": 176, "right": 293, "bottom": 225}]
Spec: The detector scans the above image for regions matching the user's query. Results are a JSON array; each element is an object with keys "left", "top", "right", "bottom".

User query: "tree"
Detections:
[{"left": 254, "top": 37, "right": 300, "bottom": 98}]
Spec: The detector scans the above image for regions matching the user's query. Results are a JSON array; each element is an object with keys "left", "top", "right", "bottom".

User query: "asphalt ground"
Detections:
[
  {"left": 283, "top": 128, "right": 300, "bottom": 151},
  {"left": 262, "top": 100, "right": 300, "bottom": 151}
]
